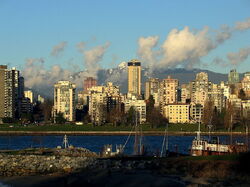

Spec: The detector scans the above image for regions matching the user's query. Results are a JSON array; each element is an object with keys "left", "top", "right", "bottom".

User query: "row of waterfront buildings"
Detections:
[
  {"left": 52, "top": 60, "right": 250, "bottom": 125},
  {"left": 1, "top": 61, "right": 250, "bottom": 124}
]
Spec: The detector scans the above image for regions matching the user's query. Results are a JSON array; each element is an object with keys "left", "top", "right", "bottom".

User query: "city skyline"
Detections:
[{"left": 0, "top": 1, "right": 250, "bottom": 93}]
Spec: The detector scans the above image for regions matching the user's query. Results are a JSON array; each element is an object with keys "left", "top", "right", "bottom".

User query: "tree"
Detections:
[
  {"left": 125, "top": 106, "right": 136, "bottom": 126},
  {"left": 55, "top": 112, "right": 66, "bottom": 124},
  {"left": 230, "top": 84, "right": 236, "bottom": 95},
  {"left": 203, "top": 99, "right": 214, "bottom": 127},
  {"left": 224, "top": 101, "right": 235, "bottom": 130},
  {"left": 20, "top": 113, "right": 34, "bottom": 124},
  {"left": 2, "top": 117, "right": 14, "bottom": 123},
  {"left": 92, "top": 103, "right": 107, "bottom": 126},
  {"left": 146, "top": 95, "right": 155, "bottom": 123},
  {"left": 107, "top": 106, "right": 123, "bottom": 127},
  {"left": 239, "top": 105, "right": 250, "bottom": 131},
  {"left": 41, "top": 99, "right": 53, "bottom": 122},
  {"left": 148, "top": 107, "right": 168, "bottom": 128},
  {"left": 239, "top": 89, "right": 247, "bottom": 100}
]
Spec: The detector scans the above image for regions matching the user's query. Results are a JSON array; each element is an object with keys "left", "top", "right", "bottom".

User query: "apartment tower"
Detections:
[
  {"left": 83, "top": 77, "right": 97, "bottom": 93},
  {"left": 0, "top": 66, "right": 20, "bottom": 119},
  {"left": 127, "top": 59, "right": 141, "bottom": 98},
  {"left": 54, "top": 81, "right": 76, "bottom": 121}
]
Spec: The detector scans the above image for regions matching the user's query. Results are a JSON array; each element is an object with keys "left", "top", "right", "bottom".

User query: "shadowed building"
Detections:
[
  {"left": 145, "top": 78, "right": 160, "bottom": 100},
  {"left": 0, "top": 66, "right": 21, "bottom": 120}
]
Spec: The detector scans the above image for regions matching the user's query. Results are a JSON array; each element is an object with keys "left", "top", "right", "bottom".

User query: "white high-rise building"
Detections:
[
  {"left": 24, "top": 90, "right": 34, "bottom": 103},
  {"left": 53, "top": 81, "right": 76, "bottom": 121}
]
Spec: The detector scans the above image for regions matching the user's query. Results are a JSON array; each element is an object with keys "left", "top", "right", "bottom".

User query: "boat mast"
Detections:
[
  {"left": 246, "top": 124, "right": 249, "bottom": 150},
  {"left": 196, "top": 110, "right": 201, "bottom": 140},
  {"left": 133, "top": 111, "right": 139, "bottom": 155},
  {"left": 160, "top": 122, "right": 168, "bottom": 157},
  {"left": 230, "top": 114, "right": 233, "bottom": 145},
  {"left": 62, "top": 134, "right": 69, "bottom": 149}
]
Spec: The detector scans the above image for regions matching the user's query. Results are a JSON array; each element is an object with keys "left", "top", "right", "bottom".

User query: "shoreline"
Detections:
[{"left": 0, "top": 130, "right": 248, "bottom": 136}]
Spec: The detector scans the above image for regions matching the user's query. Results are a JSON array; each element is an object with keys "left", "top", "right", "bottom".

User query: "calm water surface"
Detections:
[{"left": 0, "top": 135, "right": 249, "bottom": 155}]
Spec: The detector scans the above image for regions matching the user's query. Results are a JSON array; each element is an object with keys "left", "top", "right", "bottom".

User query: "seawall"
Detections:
[{"left": 0, "top": 130, "right": 248, "bottom": 136}]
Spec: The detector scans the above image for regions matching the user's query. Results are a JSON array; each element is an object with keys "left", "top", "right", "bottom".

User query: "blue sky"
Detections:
[{"left": 1, "top": 0, "right": 250, "bottom": 73}]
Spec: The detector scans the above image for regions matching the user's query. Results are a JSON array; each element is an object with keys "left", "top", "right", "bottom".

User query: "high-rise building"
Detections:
[
  {"left": 190, "top": 72, "right": 212, "bottom": 105},
  {"left": 228, "top": 69, "right": 239, "bottom": 85},
  {"left": 53, "top": 81, "right": 76, "bottom": 121},
  {"left": 127, "top": 59, "right": 141, "bottom": 98},
  {"left": 180, "top": 84, "right": 191, "bottom": 103},
  {"left": 124, "top": 96, "right": 146, "bottom": 123},
  {"left": 159, "top": 76, "right": 179, "bottom": 112},
  {"left": 145, "top": 78, "right": 160, "bottom": 100},
  {"left": 18, "top": 77, "right": 24, "bottom": 99},
  {"left": 83, "top": 77, "right": 97, "bottom": 92},
  {"left": 38, "top": 95, "right": 45, "bottom": 103},
  {"left": 0, "top": 65, "right": 7, "bottom": 119},
  {"left": 24, "top": 90, "right": 34, "bottom": 103},
  {"left": 208, "top": 83, "right": 224, "bottom": 111},
  {"left": 88, "top": 82, "right": 123, "bottom": 124},
  {"left": 241, "top": 72, "right": 250, "bottom": 97},
  {"left": 0, "top": 66, "right": 21, "bottom": 119}
]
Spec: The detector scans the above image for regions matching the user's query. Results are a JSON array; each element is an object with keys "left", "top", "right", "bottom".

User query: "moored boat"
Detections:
[{"left": 191, "top": 136, "right": 248, "bottom": 156}]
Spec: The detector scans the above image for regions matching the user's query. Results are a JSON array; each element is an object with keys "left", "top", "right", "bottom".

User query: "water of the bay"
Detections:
[{"left": 0, "top": 135, "right": 249, "bottom": 155}]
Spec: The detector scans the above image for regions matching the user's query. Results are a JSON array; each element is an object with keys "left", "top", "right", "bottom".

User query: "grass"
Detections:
[
  {"left": 0, "top": 123, "right": 207, "bottom": 132},
  {"left": 0, "top": 123, "right": 246, "bottom": 133}
]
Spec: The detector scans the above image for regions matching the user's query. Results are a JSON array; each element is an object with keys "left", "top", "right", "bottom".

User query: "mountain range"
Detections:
[{"left": 96, "top": 62, "right": 242, "bottom": 94}]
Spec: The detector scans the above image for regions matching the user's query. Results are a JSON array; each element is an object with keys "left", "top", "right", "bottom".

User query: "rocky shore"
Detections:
[
  {"left": 0, "top": 148, "right": 97, "bottom": 177},
  {"left": 1, "top": 150, "right": 250, "bottom": 186}
]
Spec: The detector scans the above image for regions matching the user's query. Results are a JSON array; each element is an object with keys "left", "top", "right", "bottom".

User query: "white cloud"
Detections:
[
  {"left": 235, "top": 17, "right": 250, "bottom": 31},
  {"left": 22, "top": 58, "right": 86, "bottom": 97},
  {"left": 215, "top": 25, "right": 232, "bottom": 44},
  {"left": 50, "top": 41, "right": 67, "bottom": 57},
  {"left": 160, "top": 26, "right": 215, "bottom": 68},
  {"left": 83, "top": 42, "right": 110, "bottom": 77},
  {"left": 227, "top": 47, "right": 250, "bottom": 66},
  {"left": 137, "top": 36, "right": 159, "bottom": 68},
  {"left": 76, "top": 42, "right": 86, "bottom": 53}
]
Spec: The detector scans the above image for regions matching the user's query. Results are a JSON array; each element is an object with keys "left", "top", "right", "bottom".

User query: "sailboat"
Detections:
[{"left": 160, "top": 123, "right": 169, "bottom": 157}]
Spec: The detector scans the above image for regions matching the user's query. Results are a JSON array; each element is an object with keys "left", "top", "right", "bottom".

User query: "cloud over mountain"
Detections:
[{"left": 83, "top": 42, "right": 110, "bottom": 77}]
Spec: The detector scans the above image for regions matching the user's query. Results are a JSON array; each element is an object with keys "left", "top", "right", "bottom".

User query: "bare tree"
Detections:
[
  {"left": 203, "top": 99, "right": 214, "bottom": 127},
  {"left": 108, "top": 106, "right": 123, "bottom": 127},
  {"left": 224, "top": 101, "right": 235, "bottom": 130}
]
